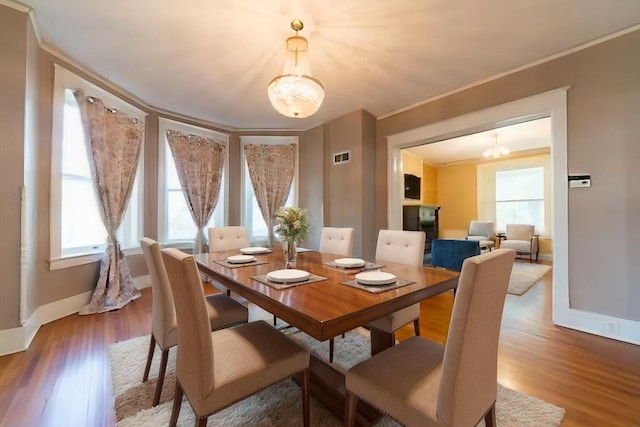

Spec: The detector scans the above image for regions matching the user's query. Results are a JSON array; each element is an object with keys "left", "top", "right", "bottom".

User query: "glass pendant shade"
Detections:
[
  {"left": 267, "top": 21, "right": 325, "bottom": 118},
  {"left": 483, "top": 134, "right": 510, "bottom": 158}
]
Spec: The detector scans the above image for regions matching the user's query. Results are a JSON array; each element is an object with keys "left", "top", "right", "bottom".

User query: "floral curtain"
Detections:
[
  {"left": 166, "top": 130, "right": 226, "bottom": 253},
  {"left": 75, "top": 91, "right": 144, "bottom": 315},
  {"left": 244, "top": 144, "right": 296, "bottom": 246}
]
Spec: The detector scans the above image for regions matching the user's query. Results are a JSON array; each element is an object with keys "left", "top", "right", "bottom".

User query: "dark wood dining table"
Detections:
[{"left": 194, "top": 248, "right": 459, "bottom": 426}]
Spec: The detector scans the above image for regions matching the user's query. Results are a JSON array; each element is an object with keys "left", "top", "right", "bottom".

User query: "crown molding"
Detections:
[
  {"left": 379, "top": 23, "right": 640, "bottom": 120},
  {"left": 0, "top": 0, "right": 29, "bottom": 12}
]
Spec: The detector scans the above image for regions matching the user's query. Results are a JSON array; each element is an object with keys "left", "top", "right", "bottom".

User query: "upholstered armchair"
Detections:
[
  {"left": 465, "top": 220, "right": 496, "bottom": 251},
  {"left": 499, "top": 223, "right": 539, "bottom": 262}
]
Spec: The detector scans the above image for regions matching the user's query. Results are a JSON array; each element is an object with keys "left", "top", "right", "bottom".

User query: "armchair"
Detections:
[
  {"left": 499, "top": 224, "right": 539, "bottom": 262},
  {"left": 465, "top": 220, "right": 495, "bottom": 251}
]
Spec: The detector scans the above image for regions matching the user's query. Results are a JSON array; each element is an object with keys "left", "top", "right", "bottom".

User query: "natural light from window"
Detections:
[{"left": 495, "top": 167, "right": 544, "bottom": 233}]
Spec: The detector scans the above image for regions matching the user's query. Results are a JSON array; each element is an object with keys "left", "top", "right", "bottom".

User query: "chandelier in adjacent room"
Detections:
[
  {"left": 483, "top": 133, "right": 510, "bottom": 158},
  {"left": 267, "top": 19, "right": 325, "bottom": 118}
]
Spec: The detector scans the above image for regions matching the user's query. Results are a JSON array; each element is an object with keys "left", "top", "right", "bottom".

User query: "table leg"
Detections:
[{"left": 370, "top": 328, "right": 395, "bottom": 356}]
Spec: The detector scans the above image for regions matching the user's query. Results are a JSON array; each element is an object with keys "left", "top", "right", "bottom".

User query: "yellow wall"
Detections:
[
  {"left": 436, "top": 164, "right": 477, "bottom": 238},
  {"left": 422, "top": 163, "right": 437, "bottom": 205}
]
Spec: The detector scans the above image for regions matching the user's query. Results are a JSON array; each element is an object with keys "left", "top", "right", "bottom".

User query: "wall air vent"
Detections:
[{"left": 332, "top": 150, "right": 351, "bottom": 165}]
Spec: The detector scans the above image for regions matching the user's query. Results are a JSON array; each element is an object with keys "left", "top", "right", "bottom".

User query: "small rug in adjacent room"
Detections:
[
  {"left": 110, "top": 328, "right": 565, "bottom": 426},
  {"left": 508, "top": 262, "right": 552, "bottom": 295}
]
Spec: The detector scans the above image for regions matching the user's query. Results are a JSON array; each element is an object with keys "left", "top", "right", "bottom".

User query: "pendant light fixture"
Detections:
[
  {"left": 267, "top": 19, "right": 325, "bottom": 118},
  {"left": 483, "top": 133, "right": 510, "bottom": 158}
]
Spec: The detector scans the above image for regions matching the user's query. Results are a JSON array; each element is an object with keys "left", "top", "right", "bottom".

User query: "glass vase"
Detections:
[{"left": 283, "top": 237, "right": 298, "bottom": 269}]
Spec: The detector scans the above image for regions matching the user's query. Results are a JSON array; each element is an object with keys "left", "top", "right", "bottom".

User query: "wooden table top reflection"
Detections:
[{"left": 194, "top": 249, "right": 459, "bottom": 343}]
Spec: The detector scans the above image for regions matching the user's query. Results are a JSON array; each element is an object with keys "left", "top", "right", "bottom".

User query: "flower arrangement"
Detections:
[{"left": 275, "top": 206, "right": 310, "bottom": 241}]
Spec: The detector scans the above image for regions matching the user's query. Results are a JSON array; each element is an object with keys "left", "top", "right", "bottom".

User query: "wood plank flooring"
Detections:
[{"left": 1, "top": 260, "right": 639, "bottom": 426}]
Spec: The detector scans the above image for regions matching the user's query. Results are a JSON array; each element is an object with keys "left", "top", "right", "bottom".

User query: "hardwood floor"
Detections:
[{"left": 1, "top": 260, "right": 639, "bottom": 426}]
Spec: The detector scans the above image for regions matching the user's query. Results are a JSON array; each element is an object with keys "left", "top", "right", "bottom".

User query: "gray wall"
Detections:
[
  {"left": 376, "top": 30, "right": 640, "bottom": 322},
  {"left": 0, "top": 6, "right": 27, "bottom": 328}
]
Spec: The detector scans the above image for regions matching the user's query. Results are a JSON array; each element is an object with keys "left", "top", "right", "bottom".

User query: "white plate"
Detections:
[
  {"left": 240, "top": 247, "right": 269, "bottom": 255},
  {"left": 355, "top": 271, "right": 397, "bottom": 286},
  {"left": 226, "top": 255, "right": 256, "bottom": 264},
  {"left": 266, "top": 269, "right": 310, "bottom": 283},
  {"left": 334, "top": 258, "right": 366, "bottom": 268}
]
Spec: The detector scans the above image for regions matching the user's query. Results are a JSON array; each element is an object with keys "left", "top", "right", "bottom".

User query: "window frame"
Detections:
[
  {"left": 157, "top": 118, "right": 229, "bottom": 246},
  {"left": 240, "top": 136, "right": 299, "bottom": 245},
  {"left": 50, "top": 65, "right": 145, "bottom": 270},
  {"left": 476, "top": 155, "right": 551, "bottom": 237}
]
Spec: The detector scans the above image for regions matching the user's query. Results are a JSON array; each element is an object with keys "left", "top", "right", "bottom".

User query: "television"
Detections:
[{"left": 404, "top": 173, "right": 421, "bottom": 200}]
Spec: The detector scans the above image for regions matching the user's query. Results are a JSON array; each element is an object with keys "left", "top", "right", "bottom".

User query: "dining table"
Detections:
[{"left": 194, "top": 247, "right": 459, "bottom": 426}]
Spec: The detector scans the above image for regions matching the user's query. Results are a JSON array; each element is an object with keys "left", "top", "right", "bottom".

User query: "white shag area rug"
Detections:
[
  {"left": 508, "top": 263, "right": 552, "bottom": 295},
  {"left": 110, "top": 327, "right": 564, "bottom": 426}
]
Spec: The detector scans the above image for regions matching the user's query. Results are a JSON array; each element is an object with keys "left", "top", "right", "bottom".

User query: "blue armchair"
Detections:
[{"left": 430, "top": 239, "right": 481, "bottom": 272}]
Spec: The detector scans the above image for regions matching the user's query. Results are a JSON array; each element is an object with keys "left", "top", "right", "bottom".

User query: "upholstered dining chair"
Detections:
[
  {"left": 465, "top": 220, "right": 496, "bottom": 251},
  {"left": 344, "top": 249, "right": 516, "bottom": 427},
  {"left": 499, "top": 223, "right": 539, "bottom": 262},
  {"left": 161, "top": 248, "right": 311, "bottom": 427},
  {"left": 368, "top": 230, "right": 426, "bottom": 348},
  {"left": 319, "top": 226, "right": 354, "bottom": 256},
  {"left": 318, "top": 227, "right": 354, "bottom": 362},
  {"left": 208, "top": 226, "right": 251, "bottom": 251},
  {"left": 208, "top": 226, "right": 251, "bottom": 296},
  {"left": 140, "top": 237, "right": 249, "bottom": 407}
]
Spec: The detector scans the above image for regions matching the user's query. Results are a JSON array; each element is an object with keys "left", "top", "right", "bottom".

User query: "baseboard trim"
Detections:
[
  {"left": 554, "top": 306, "right": 640, "bottom": 346},
  {"left": 0, "top": 290, "right": 92, "bottom": 356}
]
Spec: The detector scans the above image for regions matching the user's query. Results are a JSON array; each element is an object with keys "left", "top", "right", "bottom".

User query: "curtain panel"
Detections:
[
  {"left": 74, "top": 91, "right": 144, "bottom": 315},
  {"left": 243, "top": 144, "right": 296, "bottom": 246},
  {"left": 166, "top": 130, "right": 226, "bottom": 253}
]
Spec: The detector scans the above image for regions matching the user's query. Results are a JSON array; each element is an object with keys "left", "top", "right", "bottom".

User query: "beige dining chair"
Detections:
[
  {"left": 140, "top": 237, "right": 249, "bottom": 407},
  {"left": 208, "top": 226, "right": 251, "bottom": 295},
  {"left": 318, "top": 227, "right": 354, "bottom": 362},
  {"left": 319, "top": 226, "right": 354, "bottom": 256},
  {"left": 499, "top": 223, "right": 539, "bottom": 262},
  {"left": 344, "top": 249, "right": 515, "bottom": 427},
  {"left": 161, "top": 248, "right": 311, "bottom": 427},
  {"left": 367, "top": 229, "right": 426, "bottom": 347},
  {"left": 208, "top": 226, "right": 251, "bottom": 251}
]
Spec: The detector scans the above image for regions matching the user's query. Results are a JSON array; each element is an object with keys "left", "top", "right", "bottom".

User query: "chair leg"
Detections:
[
  {"left": 142, "top": 335, "right": 156, "bottom": 382},
  {"left": 169, "top": 380, "right": 184, "bottom": 427},
  {"left": 226, "top": 289, "right": 231, "bottom": 296},
  {"left": 484, "top": 402, "right": 497, "bottom": 427},
  {"left": 344, "top": 391, "right": 359, "bottom": 427},
  {"left": 273, "top": 315, "right": 278, "bottom": 326},
  {"left": 329, "top": 338, "right": 335, "bottom": 363},
  {"left": 300, "top": 369, "right": 310, "bottom": 427},
  {"left": 413, "top": 318, "right": 420, "bottom": 336},
  {"left": 197, "top": 417, "right": 208, "bottom": 427},
  {"left": 153, "top": 348, "right": 170, "bottom": 406}
]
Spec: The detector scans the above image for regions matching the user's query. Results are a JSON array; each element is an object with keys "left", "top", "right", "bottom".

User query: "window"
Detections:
[
  {"left": 51, "top": 66, "right": 144, "bottom": 269},
  {"left": 495, "top": 167, "right": 544, "bottom": 232},
  {"left": 158, "top": 119, "right": 228, "bottom": 244},
  {"left": 240, "top": 136, "right": 298, "bottom": 245}
]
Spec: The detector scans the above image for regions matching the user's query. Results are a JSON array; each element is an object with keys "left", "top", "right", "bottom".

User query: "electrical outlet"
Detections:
[{"left": 604, "top": 322, "right": 618, "bottom": 335}]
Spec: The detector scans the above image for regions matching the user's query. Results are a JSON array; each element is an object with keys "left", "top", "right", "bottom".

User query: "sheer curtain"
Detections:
[
  {"left": 75, "top": 91, "right": 144, "bottom": 315},
  {"left": 166, "top": 130, "right": 226, "bottom": 253},
  {"left": 244, "top": 144, "right": 296, "bottom": 247}
]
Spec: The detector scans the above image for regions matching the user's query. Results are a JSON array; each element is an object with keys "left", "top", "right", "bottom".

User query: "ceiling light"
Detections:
[
  {"left": 267, "top": 20, "right": 325, "bottom": 118},
  {"left": 483, "top": 133, "right": 510, "bottom": 158}
]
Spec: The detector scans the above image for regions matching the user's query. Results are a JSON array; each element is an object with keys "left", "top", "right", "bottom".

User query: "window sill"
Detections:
[{"left": 49, "top": 253, "right": 102, "bottom": 270}]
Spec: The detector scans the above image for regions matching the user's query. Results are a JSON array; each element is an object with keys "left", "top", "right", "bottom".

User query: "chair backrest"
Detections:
[
  {"left": 375, "top": 230, "right": 425, "bottom": 266},
  {"left": 162, "top": 248, "right": 215, "bottom": 400},
  {"left": 430, "top": 239, "right": 481, "bottom": 271},
  {"left": 437, "top": 249, "right": 515, "bottom": 426},
  {"left": 140, "top": 237, "right": 177, "bottom": 347},
  {"left": 319, "top": 227, "right": 354, "bottom": 256},
  {"left": 505, "top": 224, "right": 535, "bottom": 241},
  {"left": 208, "top": 226, "right": 250, "bottom": 251},
  {"left": 467, "top": 220, "right": 495, "bottom": 239}
]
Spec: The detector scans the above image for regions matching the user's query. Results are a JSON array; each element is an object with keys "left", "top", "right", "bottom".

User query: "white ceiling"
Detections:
[
  {"left": 405, "top": 117, "right": 551, "bottom": 166},
  {"left": 12, "top": 0, "right": 640, "bottom": 130}
]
